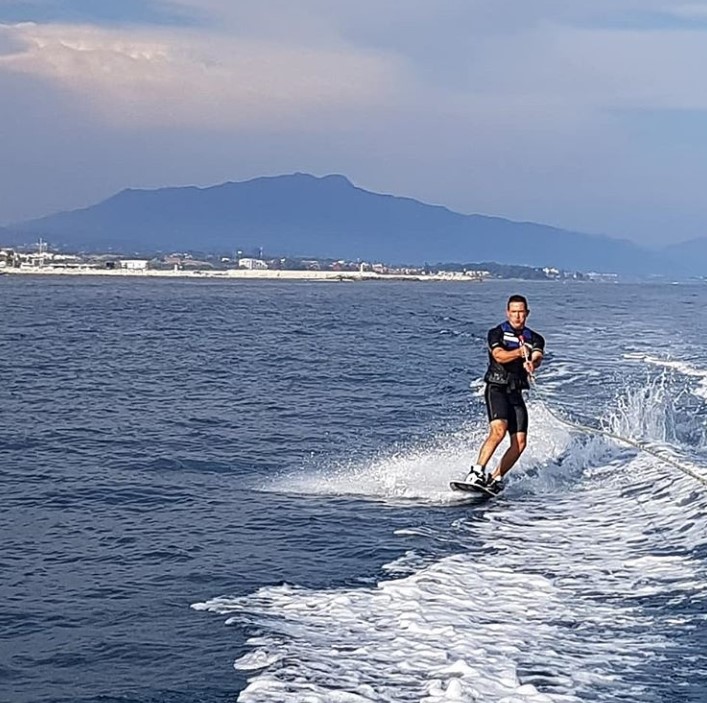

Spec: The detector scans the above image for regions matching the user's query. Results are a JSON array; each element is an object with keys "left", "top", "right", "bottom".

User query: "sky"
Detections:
[{"left": 3, "top": 1, "right": 707, "bottom": 247}]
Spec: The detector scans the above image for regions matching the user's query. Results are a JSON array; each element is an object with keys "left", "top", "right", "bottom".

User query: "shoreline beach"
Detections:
[{"left": 0, "top": 267, "right": 484, "bottom": 282}]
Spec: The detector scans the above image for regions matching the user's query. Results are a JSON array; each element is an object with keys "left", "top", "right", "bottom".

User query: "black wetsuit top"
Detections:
[{"left": 484, "top": 322, "right": 545, "bottom": 391}]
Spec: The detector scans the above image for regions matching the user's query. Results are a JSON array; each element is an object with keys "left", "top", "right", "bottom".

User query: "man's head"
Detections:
[{"left": 506, "top": 294, "right": 529, "bottom": 330}]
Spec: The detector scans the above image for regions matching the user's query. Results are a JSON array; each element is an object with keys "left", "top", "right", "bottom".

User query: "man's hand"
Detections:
[{"left": 518, "top": 342, "right": 533, "bottom": 361}]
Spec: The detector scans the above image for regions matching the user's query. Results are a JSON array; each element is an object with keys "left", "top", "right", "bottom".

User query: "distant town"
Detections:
[{"left": 0, "top": 240, "right": 617, "bottom": 282}]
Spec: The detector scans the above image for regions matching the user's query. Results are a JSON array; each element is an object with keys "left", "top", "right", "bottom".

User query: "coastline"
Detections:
[{"left": 0, "top": 267, "right": 484, "bottom": 282}]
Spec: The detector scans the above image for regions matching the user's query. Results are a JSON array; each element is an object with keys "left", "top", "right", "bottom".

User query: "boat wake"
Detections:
[{"left": 196, "top": 376, "right": 707, "bottom": 702}]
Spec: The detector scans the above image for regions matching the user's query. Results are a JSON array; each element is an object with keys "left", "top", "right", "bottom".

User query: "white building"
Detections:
[
  {"left": 119, "top": 259, "right": 149, "bottom": 270},
  {"left": 0, "top": 248, "right": 15, "bottom": 268},
  {"left": 238, "top": 258, "right": 268, "bottom": 270}
]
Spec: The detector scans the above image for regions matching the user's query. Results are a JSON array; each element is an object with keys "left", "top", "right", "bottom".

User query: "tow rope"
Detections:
[{"left": 520, "top": 339, "right": 707, "bottom": 488}]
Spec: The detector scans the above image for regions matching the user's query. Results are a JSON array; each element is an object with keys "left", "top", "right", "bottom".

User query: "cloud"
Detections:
[
  {"left": 3, "top": 0, "right": 707, "bottom": 243},
  {"left": 0, "top": 21, "right": 406, "bottom": 129},
  {"left": 3, "top": 1, "right": 707, "bottom": 135},
  {"left": 457, "top": 24, "right": 707, "bottom": 115},
  {"left": 663, "top": 3, "right": 707, "bottom": 20}
]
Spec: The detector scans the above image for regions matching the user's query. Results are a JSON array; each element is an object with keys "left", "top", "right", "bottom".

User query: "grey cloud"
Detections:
[
  {"left": 3, "top": 0, "right": 707, "bottom": 245},
  {"left": 0, "top": 24, "right": 25, "bottom": 55}
]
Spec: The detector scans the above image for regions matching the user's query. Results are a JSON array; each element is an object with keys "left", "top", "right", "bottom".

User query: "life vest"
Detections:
[{"left": 483, "top": 321, "right": 534, "bottom": 390}]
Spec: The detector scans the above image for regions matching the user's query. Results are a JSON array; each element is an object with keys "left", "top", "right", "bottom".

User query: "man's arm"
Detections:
[
  {"left": 530, "top": 350, "right": 543, "bottom": 370},
  {"left": 491, "top": 346, "right": 527, "bottom": 364},
  {"left": 529, "top": 332, "right": 545, "bottom": 370},
  {"left": 487, "top": 325, "right": 525, "bottom": 364},
  {"left": 488, "top": 325, "right": 532, "bottom": 364}
]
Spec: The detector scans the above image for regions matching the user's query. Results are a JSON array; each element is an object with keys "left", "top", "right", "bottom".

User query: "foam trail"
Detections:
[
  {"left": 258, "top": 403, "right": 589, "bottom": 505},
  {"left": 196, "top": 380, "right": 707, "bottom": 702},
  {"left": 194, "top": 449, "right": 707, "bottom": 702}
]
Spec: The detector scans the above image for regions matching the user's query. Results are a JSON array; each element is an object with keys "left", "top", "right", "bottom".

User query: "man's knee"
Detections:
[{"left": 488, "top": 422, "right": 507, "bottom": 442}]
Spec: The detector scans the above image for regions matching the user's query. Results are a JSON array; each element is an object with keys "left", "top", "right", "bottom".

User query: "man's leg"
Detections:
[
  {"left": 491, "top": 432, "right": 527, "bottom": 479},
  {"left": 476, "top": 419, "right": 508, "bottom": 468}
]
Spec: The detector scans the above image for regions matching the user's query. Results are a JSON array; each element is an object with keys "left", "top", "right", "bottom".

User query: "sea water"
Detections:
[{"left": 1, "top": 277, "right": 705, "bottom": 702}]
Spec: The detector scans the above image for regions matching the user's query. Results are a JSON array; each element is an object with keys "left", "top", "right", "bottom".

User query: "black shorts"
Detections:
[{"left": 484, "top": 384, "right": 528, "bottom": 435}]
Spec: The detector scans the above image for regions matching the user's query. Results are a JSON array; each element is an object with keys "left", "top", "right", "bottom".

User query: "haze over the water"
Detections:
[{"left": 2, "top": 1, "right": 707, "bottom": 247}]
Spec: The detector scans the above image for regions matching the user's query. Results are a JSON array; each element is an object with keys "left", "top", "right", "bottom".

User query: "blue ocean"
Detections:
[{"left": 2, "top": 277, "right": 706, "bottom": 703}]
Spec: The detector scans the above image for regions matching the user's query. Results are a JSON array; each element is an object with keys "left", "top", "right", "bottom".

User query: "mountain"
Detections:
[
  {"left": 0, "top": 225, "right": 19, "bottom": 243},
  {"left": 10, "top": 173, "right": 683, "bottom": 275},
  {"left": 663, "top": 237, "right": 707, "bottom": 276}
]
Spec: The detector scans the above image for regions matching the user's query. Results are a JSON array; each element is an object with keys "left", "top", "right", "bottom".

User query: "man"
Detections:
[{"left": 465, "top": 294, "right": 545, "bottom": 494}]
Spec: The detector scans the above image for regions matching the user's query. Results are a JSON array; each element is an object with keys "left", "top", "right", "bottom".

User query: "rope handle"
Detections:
[{"left": 518, "top": 334, "right": 535, "bottom": 382}]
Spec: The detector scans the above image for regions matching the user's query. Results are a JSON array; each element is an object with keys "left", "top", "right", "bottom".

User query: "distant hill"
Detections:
[
  {"left": 10, "top": 173, "right": 686, "bottom": 275},
  {"left": 664, "top": 237, "right": 707, "bottom": 274}
]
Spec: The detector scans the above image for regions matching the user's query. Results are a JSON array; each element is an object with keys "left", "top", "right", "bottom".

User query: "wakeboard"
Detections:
[{"left": 449, "top": 480, "right": 498, "bottom": 498}]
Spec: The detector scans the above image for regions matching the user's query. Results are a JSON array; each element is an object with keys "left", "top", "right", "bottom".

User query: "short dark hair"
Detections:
[{"left": 507, "top": 294, "right": 528, "bottom": 311}]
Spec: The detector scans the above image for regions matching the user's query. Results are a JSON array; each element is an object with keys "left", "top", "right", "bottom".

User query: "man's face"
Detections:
[{"left": 506, "top": 301, "right": 528, "bottom": 330}]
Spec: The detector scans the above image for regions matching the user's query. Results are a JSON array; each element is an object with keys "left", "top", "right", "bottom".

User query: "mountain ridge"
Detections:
[{"left": 7, "top": 173, "right": 695, "bottom": 276}]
